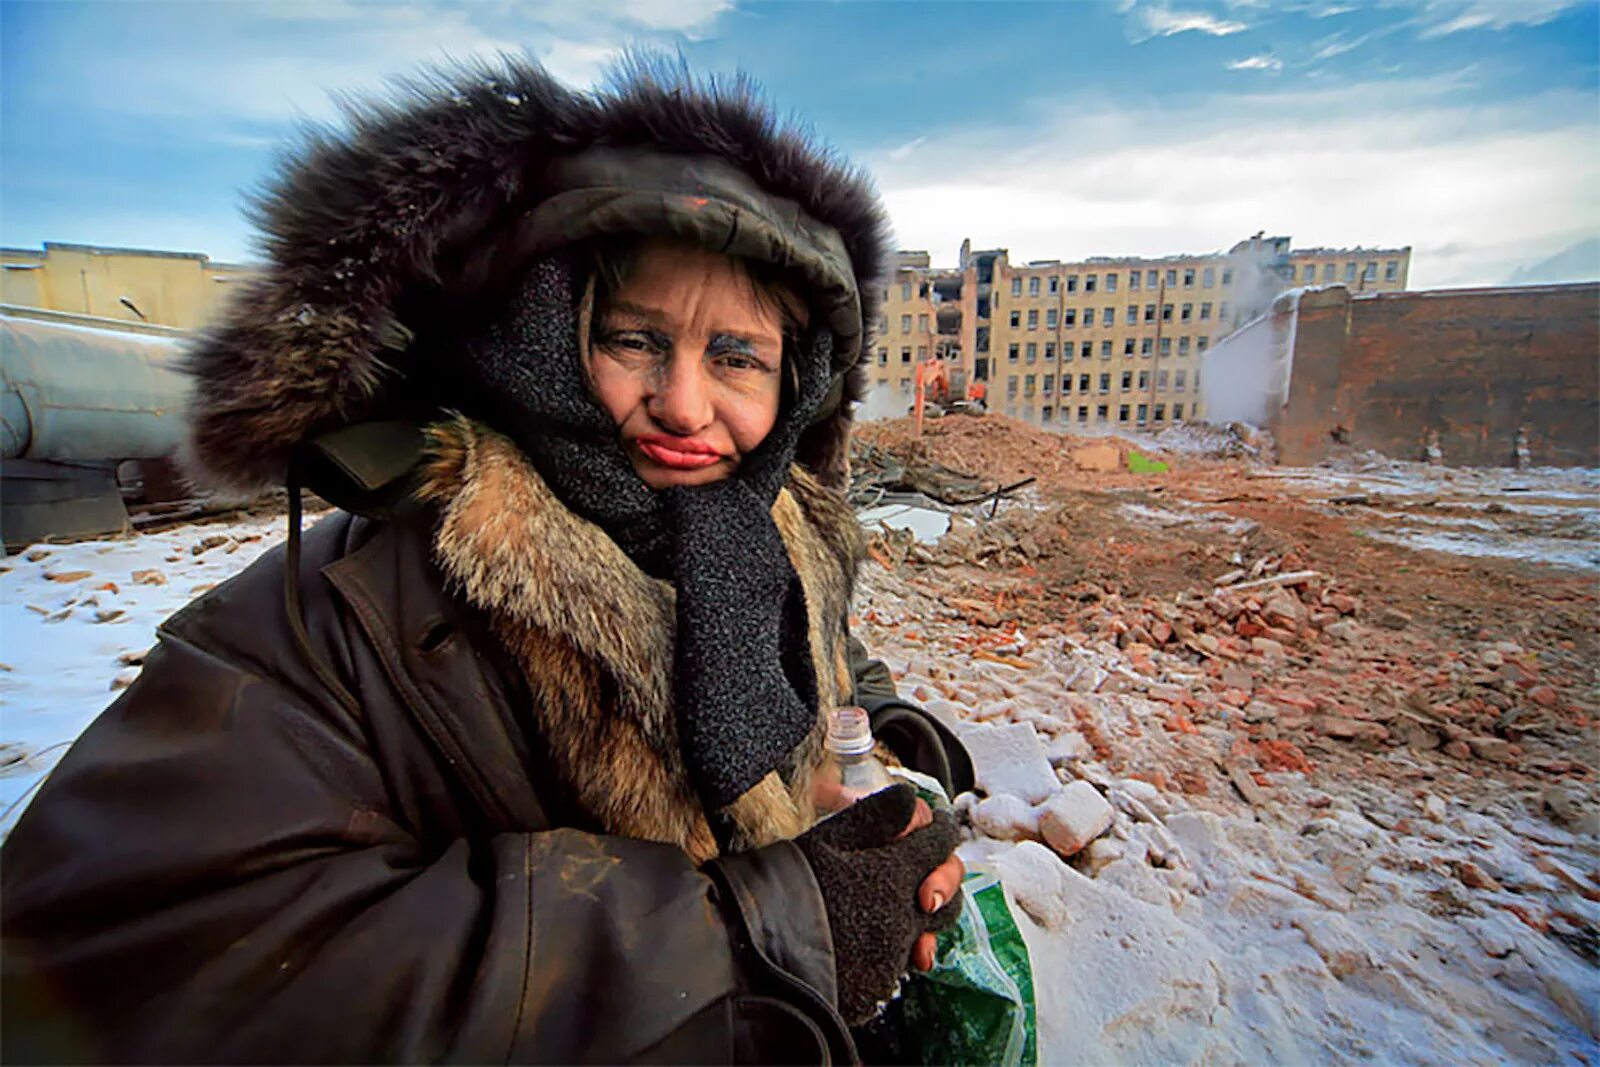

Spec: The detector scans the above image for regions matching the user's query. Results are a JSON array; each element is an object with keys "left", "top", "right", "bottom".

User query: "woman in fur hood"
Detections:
[{"left": 1, "top": 58, "right": 974, "bottom": 1063}]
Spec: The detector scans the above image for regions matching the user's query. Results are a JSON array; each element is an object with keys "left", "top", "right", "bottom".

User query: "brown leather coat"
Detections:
[{"left": 1, "top": 448, "right": 861, "bottom": 1062}]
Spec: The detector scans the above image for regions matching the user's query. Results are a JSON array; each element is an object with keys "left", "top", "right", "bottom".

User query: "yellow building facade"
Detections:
[
  {"left": 870, "top": 236, "right": 1411, "bottom": 429},
  {"left": 1, "top": 243, "right": 258, "bottom": 331}
]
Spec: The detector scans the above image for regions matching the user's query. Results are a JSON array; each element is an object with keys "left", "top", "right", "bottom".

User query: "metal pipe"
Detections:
[{"left": 1, "top": 308, "right": 190, "bottom": 462}]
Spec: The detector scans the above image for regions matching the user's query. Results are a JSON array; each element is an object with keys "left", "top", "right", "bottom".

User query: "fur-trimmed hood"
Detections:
[{"left": 183, "top": 57, "right": 891, "bottom": 495}]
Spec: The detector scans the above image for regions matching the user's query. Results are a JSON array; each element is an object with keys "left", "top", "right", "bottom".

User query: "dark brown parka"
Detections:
[{"left": 1, "top": 60, "right": 970, "bottom": 1064}]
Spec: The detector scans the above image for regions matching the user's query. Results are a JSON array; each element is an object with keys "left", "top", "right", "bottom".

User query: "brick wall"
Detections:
[{"left": 1275, "top": 284, "right": 1598, "bottom": 468}]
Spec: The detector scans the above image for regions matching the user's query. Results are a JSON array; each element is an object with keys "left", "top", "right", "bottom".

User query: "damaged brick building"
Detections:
[{"left": 1201, "top": 282, "right": 1600, "bottom": 468}]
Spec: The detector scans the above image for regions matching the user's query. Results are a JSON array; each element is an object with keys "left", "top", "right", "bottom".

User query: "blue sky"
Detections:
[{"left": 3, "top": 0, "right": 1597, "bottom": 288}]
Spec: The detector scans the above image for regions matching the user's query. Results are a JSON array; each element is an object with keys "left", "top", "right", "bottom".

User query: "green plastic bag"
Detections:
[
  {"left": 892, "top": 868, "right": 1038, "bottom": 1066},
  {"left": 1126, "top": 449, "right": 1169, "bottom": 474},
  {"left": 878, "top": 769, "right": 1038, "bottom": 1066}
]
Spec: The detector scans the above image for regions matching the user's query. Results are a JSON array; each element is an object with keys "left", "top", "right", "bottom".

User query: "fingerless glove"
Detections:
[{"left": 792, "top": 783, "right": 961, "bottom": 1024}]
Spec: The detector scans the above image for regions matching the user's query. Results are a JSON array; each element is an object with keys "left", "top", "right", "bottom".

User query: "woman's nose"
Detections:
[{"left": 647, "top": 349, "right": 714, "bottom": 434}]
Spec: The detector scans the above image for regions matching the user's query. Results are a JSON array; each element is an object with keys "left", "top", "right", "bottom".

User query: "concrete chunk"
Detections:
[{"left": 962, "top": 722, "right": 1059, "bottom": 804}]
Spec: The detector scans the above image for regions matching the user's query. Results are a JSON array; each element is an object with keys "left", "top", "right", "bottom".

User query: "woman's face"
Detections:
[{"left": 587, "top": 243, "right": 786, "bottom": 489}]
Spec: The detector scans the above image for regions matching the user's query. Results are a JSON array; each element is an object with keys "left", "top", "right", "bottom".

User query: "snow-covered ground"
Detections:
[
  {"left": 0, "top": 516, "right": 287, "bottom": 834},
  {"left": 858, "top": 561, "right": 1600, "bottom": 1064}
]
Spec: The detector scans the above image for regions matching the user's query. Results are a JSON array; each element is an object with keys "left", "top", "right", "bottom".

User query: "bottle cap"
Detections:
[{"left": 825, "top": 706, "right": 875, "bottom": 756}]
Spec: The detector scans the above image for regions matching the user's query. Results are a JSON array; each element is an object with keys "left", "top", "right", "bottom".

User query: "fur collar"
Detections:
[
  {"left": 415, "top": 417, "right": 863, "bottom": 862},
  {"left": 182, "top": 58, "right": 888, "bottom": 499}
]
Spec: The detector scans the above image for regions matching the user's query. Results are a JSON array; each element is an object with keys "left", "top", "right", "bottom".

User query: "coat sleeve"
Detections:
[
  {"left": 846, "top": 634, "right": 975, "bottom": 798},
  {"left": 1, "top": 620, "right": 846, "bottom": 1064}
]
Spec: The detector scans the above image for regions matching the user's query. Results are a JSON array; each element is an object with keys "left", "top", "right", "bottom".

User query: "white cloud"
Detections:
[
  {"left": 1310, "top": 32, "right": 1370, "bottom": 59},
  {"left": 1402, "top": 0, "right": 1586, "bottom": 36},
  {"left": 1227, "top": 54, "right": 1284, "bottom": 71},
  {"left": 69, "top": 1, "right": 732, "bottom": 127},
  {"left": 1131, "top": 5, "right": 1250, "bottom": 41},
  {"left": 865, "top": 79, "right": 1600, "bottom": 290}
]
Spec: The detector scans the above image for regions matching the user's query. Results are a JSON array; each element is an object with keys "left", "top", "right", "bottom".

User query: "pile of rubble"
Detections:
[{"left": 850, "top": 415, "right": 1599, "bottom": 1058}]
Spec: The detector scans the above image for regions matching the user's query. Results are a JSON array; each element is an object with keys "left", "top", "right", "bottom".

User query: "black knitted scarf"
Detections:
[{"left": 457, "top": 255, "right": 836, "bottom": 820}]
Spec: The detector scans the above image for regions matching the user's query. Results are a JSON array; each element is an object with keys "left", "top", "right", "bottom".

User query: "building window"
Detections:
[
  {"left": 1178, "top": 336, "right": 1190, "bottom": 356},
  {"left": 1345, "top": 262, "right": 1356, "bottom": 282},
  {"left": 1080, "top": 341, "right": 1093, "bottom": 359},
  {"left": 1008, "top": 343, "right": 1019, "bottom": 362},
  {"left": 1219, "top": 302, "right": 1229, "bottom": 321},
  {"left": 1129, "top": 272, "right": 1141, "bottom": 291},
  {"left": 898, "top": 379, "right": 910, "bottom": 394},
  {"left": 1010, "top": 310, "right": 1021, "bottom": 328},
  {"left": 1011, "top": 278, "right": 1022, "bottom": 296},
  {"left": 1078, "top": 374, "right": 1091, "bottom": 392},
  {"left": 1222, "top": 268, "right": 1234, "bottom": 286},
  {"left": 1159, "top": 337, "right": 1172, "bottom": 357},
  {"left": 1154, "top": 404, "right": 1165, "bottom": 421},
  {"left": 1007, "top": 377, "right": 1018, "bottom": 396},
  {"left": 1106, "top": 273, "right": 1118, "bottom": 292},
  {"left": 1202, "top": 267, "right": 1215, "bottom": 289},
  {"left": 1144, "top": 304, "right": 1156, "bottom": 322},
  {"left": 1085, "top": 274, "right": 1098, "bottom": 293},
  {"left": 1046, "top": 308, "right": 1058, "bottom": 329},
  {"left": 1062, "top": 374, "right": 1073, "bottom": 395},
  {"left": 1137, "top": 370, "right": 1149, "bottom": 390},
  {"left": 1098, "top": 373, "right": 1111, "bottom": 393},
  {"left": 1303, "top": 264, "right": 1316, "bottom": 283},
  {"left": 1175, "top": 370, "right": 1187, "bottom": 391},
  {"left": 876, "top": 377, "right": 888, "bottom": 388},
  {"left": 1118, "top": 404, "right": 1130, "bottom": 423},
  {"left": 1043, "top": 374, "right": 1054, "bottom": 395},
  {"left": 1081, "top": 307, "right": 1094, "bottom": 329},
  {"left": 1137, "top": 403, "right": 1148, "bottom": 423},
  {"left": 1157, "top": 370, "right": 1169, "bottom": 390},
  {"left": 1049, "top": 276, "right": 1060, "bottom": 294},
  {"left": 877, "top": 348, "right": 887, "bottom": 366},
  {"left": 1064, "top": 308, "right": 1077, "bottom": 327},
  {"left": 917, "top": 345, "right": 927, "bottom": 360},
  {"left": 917, "top": 314, "right": 928, "bottom": 331},
  {"left": 1197, "top": 337, "right": 1209, "bottom": 353},
  {"left": 1045, "top": 342, "right": 1056, "bottom": 360},
  {"left": 1181, "top": 303, "right": 1192, "bottom": 322},
  {"left": 1146, "top": 270, "right": 1158, "bottom": 288},
  {"left": 1173, "top": 403, "right": 1184, "bottom": 420},
  {"left": 1165, "top": 269, "right": 1176, "bottom": 288},
  {"left": 1102, "top": 308, "right": 1114, "bottom": 327},
  {"left": 1096, "top": 404, "right": 1109, "bottom": 422},
  {"left": 1123, "top": 338, "right": 1135, "bottom": 356},
  {"left": 1162, "top": 304, "right": 1173, "bottom": 322},
  {"left": 1029, "top": 276, "right": 1041, "bottom": 296},
  {"left": 1024, "top": 374, "right": 1036, "bottom": 396},
  {"left": 901, "top": 347, "right": 912, "bottom": 363},
  {"left": 1385, "top": 260, "right": 1399, "bottom": 281},
  {"left": 1027, "top": 309, "right": 1039, "bottom": 330},
  {"left": 1121, "top": 371, "right": 1133, "bottom": 390},
  {"left": 1042, "top": 405, "right": 1053, "bottom": 422},
  {"left": 1100, "top": 340, "right": 1113, "bottom": 358},
  {"left": 1078, "top": 405, "right": 1089, "bottom": 423},
  {"left": 1066, "top": 274, "right": 1079, "bottom": 293},
  {"left": 1140, "top": 338, "right": 1153, "bottom": 357},
  {"left": 1363, "top": 262, "right": 1377, "bottom": 281},
  {"left": 1026, "top": 342, "right": 1037, "bottom": 362},
  {"left": 1183, "top": 269, "right": 1195, "bottom": 288},
  {"left": 901, "top": 283, "right": 912, "bottom": 301},
  {"left": 1126, "top": 305, "right": 1138, "bottom": 325},
  {"left": 900, "top": 314, "right": 911, "bottom": 332},
  {"left": 1200, "top": 302, "right": 1212, "bottom": 320}
]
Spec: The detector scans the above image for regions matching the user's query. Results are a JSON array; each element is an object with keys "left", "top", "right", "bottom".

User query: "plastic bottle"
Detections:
[{"left": 812, "top": 706, "right": 897, "bottom": 820}]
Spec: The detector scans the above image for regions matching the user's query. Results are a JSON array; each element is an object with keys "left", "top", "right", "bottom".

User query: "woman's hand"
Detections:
[{"left": 900, "top": 797, "right": 965, "bottom": 972}]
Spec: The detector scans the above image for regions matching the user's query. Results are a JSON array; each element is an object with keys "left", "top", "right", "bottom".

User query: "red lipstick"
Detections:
[{"left": 636, "top": 435, "right": 724, "bottom": 470}]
